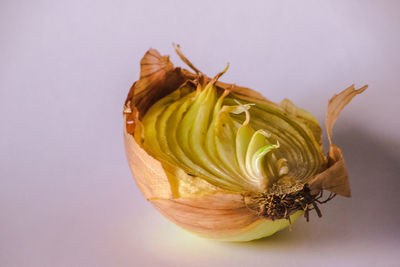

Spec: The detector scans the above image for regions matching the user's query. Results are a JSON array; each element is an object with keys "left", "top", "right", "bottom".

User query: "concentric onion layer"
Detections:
[{"left": 141, "top": 79, "right": 325, "bottom": 193}]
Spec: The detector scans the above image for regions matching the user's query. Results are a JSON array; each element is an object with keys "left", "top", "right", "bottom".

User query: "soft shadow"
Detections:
[{"left": 227, "top": 123, "right": 400, "bottom": 249}]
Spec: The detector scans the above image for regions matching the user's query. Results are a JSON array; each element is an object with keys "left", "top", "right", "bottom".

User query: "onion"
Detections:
[{"left": 123, "top": 46, "right": 367, "bottom": 242}]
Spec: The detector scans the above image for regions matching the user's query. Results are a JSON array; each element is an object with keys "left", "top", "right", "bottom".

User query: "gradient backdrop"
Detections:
[{"left": 1, "top": 1, "right": 399, "bottom": 266}]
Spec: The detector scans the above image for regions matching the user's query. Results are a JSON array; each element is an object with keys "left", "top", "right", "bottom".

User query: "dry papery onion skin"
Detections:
[{"left": 123, "top": 46, "right": 367, "bottom": 242}]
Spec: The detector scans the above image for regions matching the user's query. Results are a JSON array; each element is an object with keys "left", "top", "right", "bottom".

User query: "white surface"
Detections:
[{"left": 1, "top": 1, "right": 399, "bottom": 266}]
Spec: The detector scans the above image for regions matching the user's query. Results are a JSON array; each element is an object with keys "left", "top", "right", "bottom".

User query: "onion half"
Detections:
[{"left": 123, "top": 47, "right": 367, "bottom": 241}]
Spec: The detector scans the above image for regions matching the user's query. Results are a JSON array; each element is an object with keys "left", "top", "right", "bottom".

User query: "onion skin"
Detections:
[
  {"left": 123, "top": 118, "right": 302, "bottom": 241},
  {"left": 123, "top": 48, "right": 367, "bottom": 241}
]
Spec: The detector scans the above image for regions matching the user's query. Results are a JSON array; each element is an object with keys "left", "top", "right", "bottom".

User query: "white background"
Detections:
[{"left": 1, "top": 1, "right": 399, "bottom": 266}]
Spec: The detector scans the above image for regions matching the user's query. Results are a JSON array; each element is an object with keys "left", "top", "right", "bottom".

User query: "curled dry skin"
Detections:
[{"left": 123, "top": 47, "right": 367, "bottom": 241}]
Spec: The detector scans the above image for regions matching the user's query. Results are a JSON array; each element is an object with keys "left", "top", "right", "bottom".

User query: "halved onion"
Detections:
[{"left": 123, "top": 47, "right": 367, "bottom": 241}]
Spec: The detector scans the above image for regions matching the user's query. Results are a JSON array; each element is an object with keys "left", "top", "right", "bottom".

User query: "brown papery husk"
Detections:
[{"left": 123, "top": 48, "right": 367, "bottom": 239}]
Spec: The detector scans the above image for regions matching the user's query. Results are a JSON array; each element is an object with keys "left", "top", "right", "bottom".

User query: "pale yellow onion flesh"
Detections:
[
  {"left": 211, "top": 211, "right": 303, "bottom": 242},
  {"left": 123, "top": 48, "right": 367, "bottom": 241},
  {"left": 141, "top": 77, "right": 325, "bottom": 194}
]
